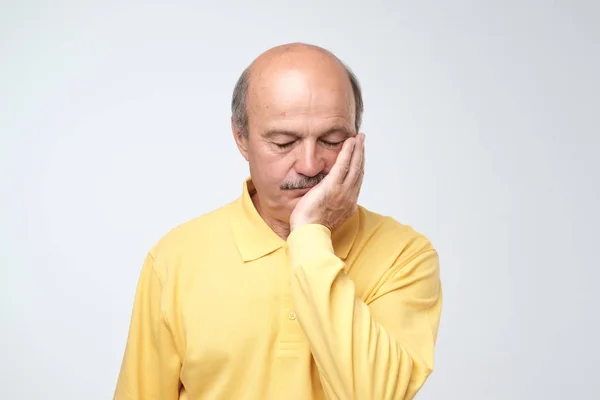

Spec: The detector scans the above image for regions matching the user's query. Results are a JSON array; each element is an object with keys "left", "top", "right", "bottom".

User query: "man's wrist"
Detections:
[
  {"left": 290, "top": 217, "right": 311, "bottom": 232},
  {"left": 290, "top": 214, "right": 333, "bottom": 232},
  {"left": 287, "top": 224, "right": 335, "bottom": 268}
]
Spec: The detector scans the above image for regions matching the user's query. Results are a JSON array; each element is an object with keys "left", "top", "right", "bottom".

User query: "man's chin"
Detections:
[{"left": 284, "top": 194, "right": 302, "bottom": 208}]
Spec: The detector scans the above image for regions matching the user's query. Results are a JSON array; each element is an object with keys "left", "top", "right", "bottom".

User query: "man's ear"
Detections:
[{"left": 231, "top": 120, "right": 249, "bottom": 161}]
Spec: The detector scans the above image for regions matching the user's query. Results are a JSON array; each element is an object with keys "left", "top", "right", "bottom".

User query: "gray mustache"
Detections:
[{"left": 280, "top": 172, "right": 326, "bottom": 190}]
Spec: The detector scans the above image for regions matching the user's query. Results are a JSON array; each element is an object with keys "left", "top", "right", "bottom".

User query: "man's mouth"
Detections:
[
  {"left": 289, "top": 185, "right": 314, "bottom": 195},
  {"left": 292, "top": 184, "right": 316, "bottom": 190}
]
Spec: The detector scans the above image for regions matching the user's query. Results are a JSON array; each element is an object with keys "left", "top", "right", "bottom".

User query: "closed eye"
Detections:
[
  {"left": 321, "top": 139, "right": 344, "bottom": 148},
  {"left": 275, "top": 141, "right": 296, "bottom": 149}
]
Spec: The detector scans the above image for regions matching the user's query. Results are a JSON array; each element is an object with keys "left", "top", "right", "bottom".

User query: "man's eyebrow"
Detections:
[
  {"left": 263, "top": 125, "right": 353, "bottom": 139},
  {"left": 318, "top": 125, "right": 354, "bottom": 137},
  {"left": 262, "top": 129, "right": 300, "bottom": 139}
]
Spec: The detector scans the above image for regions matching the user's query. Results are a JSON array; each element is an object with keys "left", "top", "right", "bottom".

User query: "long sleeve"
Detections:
[
  {"left": 114, "top": 253, "right": 181, "bottom": 400},
  {"left": 287, "top": 224, "right": 442, "bottom": 400}
]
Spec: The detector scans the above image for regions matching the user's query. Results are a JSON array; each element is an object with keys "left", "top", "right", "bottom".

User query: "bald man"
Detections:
[{"left": 114, "top": 43, "right": 442, "bottom": 400}]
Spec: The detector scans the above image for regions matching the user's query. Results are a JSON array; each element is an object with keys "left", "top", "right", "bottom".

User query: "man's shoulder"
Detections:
[
  {"left": 357, "top": 205, "right": 437, "bottom": 262},
  {"left": 148, "top": 200, "right": 237, "bottom": 261}
]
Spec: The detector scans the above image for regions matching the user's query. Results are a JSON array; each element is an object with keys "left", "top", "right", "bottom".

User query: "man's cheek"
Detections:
[{"left": 326, "top": 151, "right": 342, "bottom": 171}]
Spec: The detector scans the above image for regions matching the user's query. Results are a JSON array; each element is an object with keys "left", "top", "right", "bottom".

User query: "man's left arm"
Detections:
[{"left": 287, "top": 223, "right": 442, "bottom": 400}]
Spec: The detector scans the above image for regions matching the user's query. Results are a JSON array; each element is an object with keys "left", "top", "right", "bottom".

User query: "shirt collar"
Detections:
[{"left": 230, "top": 177, "right": 360, "bottom": 262}]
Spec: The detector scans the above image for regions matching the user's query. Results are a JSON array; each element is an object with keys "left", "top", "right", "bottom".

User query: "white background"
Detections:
[{"left": 1, "top": 0, "right": 598, "bottom": 398}]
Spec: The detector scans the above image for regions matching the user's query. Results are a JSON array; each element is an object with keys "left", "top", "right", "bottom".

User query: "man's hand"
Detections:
[{"left": 289, "top": 133, "right": 365, "bottom": 232}]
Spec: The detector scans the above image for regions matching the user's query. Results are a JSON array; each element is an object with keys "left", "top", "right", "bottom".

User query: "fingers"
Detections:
[
  {"left": 329, "top": 136, "right": 356, "bottom": 183},
  {"left": 343, "top": 133, "right": 365, "bottom": 188}
]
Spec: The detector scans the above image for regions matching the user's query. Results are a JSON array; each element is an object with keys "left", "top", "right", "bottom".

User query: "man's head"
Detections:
[{"left": 231, "top": 43, "right": 363, "bottom": 225}]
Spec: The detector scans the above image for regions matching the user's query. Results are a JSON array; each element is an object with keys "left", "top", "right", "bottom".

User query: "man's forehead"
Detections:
[
  {"left": 247, "top": 68, "right": 354, "bottom": 119},
  {"left": 254, "top": 70, "right": 347, "bottom": 100}
]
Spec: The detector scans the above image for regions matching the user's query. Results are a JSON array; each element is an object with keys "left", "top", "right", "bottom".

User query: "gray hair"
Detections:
[{"left": 231, "top": 61, "right": 364, "bottom": 138}]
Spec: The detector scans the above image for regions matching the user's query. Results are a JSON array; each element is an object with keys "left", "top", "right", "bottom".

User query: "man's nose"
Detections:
[{"left": 294, "top": 142, "right": 325, "bottom": 177}]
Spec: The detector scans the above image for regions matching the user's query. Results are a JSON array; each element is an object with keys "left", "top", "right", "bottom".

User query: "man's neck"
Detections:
[{"left": 250, "top": 192, "right": 291, "bottom": 240}]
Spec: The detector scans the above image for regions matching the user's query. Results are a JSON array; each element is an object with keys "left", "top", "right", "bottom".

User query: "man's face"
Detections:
[{"left": 234, "top": 60, "right": 356, "bottom": 223}]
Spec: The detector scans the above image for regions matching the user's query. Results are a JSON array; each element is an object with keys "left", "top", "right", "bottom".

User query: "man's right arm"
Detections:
[{"left": 114, "top": 253, "right": 181, "bottom": 400}]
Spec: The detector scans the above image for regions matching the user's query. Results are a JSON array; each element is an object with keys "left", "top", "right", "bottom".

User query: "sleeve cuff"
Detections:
[{"left": 287, "top": 224, "right": 336, "bottom": 268}]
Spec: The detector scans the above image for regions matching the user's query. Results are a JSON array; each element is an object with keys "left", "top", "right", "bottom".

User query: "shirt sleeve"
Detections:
[
  {"left": 114, "top": 253, "right": 181, "bottom": 400},
  {"left": 287, "top": 224, "right": 442, "bottom": 400}
]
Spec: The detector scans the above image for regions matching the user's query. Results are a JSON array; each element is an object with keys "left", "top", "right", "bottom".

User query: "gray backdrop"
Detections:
[{"left": 1, "top": 0, "right": 598, "bottom": 398}]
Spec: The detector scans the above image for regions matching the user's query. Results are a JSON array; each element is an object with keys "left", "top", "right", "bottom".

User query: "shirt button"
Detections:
[{"left": 288, "top": 312, "right": 297, "bottom": 320}]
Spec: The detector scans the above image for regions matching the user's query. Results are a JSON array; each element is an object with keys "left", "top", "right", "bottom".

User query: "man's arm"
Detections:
[
  {"left": 114, "top": 253, "right": 181, "bottom": 400},
  {"left": 288, "top": 224, "right": 442, "bottom": 400}
]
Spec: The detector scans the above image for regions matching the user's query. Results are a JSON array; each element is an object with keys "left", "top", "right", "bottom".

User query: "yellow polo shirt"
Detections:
[{"left": 114, "top": 178, "right": 442, "bottom": 400}]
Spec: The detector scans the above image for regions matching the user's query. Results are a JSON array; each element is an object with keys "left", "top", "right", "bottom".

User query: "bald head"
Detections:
[{"left": 231, "top": 43, "right": 363, "bottom": 138}]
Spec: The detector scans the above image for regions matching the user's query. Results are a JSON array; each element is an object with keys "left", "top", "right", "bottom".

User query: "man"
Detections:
[{"left": 114, "top": 43, "right": 442, "bottom": 400}]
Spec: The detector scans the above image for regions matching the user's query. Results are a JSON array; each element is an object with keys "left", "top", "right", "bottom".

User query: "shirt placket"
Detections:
[{"left": 276, "top": 244, "right": 306, "bottom": 357}]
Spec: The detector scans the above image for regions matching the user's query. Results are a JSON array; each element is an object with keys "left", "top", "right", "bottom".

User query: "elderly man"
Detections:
[{"left": 114, "top": 43, "right": 442, "bottom": 400}]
